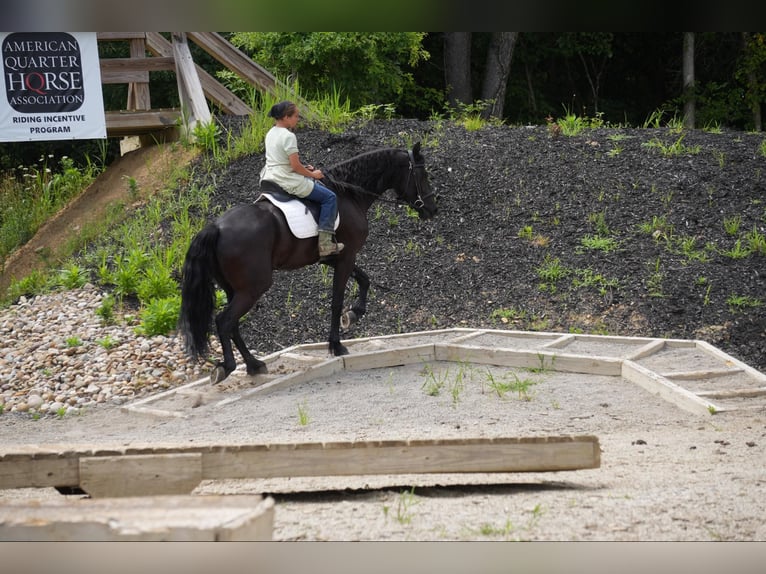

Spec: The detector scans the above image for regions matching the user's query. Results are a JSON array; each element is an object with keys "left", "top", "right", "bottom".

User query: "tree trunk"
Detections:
[
  {"left": 480, "top": 32, "right": 519, "bottom": 119},
  {"left": 444, "top": 32, "right": 473, "bottom": 108},
  {"left": 683, "top": 32, "right": 695, "bottom": 130},
  {"left": 742, "top": 32, "right": 763, "bottom": 132}
]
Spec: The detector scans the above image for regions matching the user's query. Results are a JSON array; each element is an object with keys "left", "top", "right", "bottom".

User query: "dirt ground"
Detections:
[{"left": 2, "top": 330, "right": 766, "bottom": 541}]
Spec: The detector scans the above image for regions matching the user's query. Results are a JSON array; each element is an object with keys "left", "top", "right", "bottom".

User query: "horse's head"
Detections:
[{"left": 398, "top": 142, "right": 438, "bottom": 219}]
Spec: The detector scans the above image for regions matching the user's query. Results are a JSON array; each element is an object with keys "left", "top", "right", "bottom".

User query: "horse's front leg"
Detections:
[
  {"left": 341, "top": 264, "right": 370, "bottom": 330},
  {"left": 327, "top": 261, "right": 353, "bottom": 356}
]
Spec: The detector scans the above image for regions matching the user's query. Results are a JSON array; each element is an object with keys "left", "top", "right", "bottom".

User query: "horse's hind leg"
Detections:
[
  {"left": 232, "top": 324, "right": 267, "bottom": 376},
  {"left": 341, "top": 264, "right": 370, "bottom": 330},
  {"left": 212, "top": 291, "right": 258, "bottom": 383}
]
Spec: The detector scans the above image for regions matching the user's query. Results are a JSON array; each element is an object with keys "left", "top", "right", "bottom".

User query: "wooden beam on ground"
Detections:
[
  {"left": 79, "top": 453, "right": 203, "bottom": 498},
  {"left": 0, "top": 495, "right": 274, "bottom": 541},
  {"left": 0, "top": 436, "right": 600, "bottom": 497}
]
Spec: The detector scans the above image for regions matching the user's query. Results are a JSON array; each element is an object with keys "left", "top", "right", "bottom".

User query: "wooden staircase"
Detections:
[{"left": 97, "top": 32, "right": 281, "bottom": 139}]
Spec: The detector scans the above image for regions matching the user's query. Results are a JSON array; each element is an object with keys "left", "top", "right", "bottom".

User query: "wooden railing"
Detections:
[{"left": 97, "top": 32, "right": 281, "bottom": 138}]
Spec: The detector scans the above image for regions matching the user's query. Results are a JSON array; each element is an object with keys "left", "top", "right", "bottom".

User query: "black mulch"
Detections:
[{"left": 197, "top": 118, "right": 766, "bottom": 374}]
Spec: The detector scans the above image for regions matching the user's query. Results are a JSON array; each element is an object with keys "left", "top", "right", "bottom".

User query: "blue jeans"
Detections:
[{"left": 306, "top": 180, "right": 338, "bottom": 232}]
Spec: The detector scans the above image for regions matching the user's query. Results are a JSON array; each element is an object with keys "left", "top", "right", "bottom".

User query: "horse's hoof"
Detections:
[
  {"left": 209, "top": 365, "right": 228, "bottom": 385},
  {"left": 331, "top": 343, "right": 349, "bottom": 357},
  {"left": 340, "top": 309, "right": 357, "bottom": 330},
  {"left": 246, "top": 362, "right": 268, "bottom": 376}
]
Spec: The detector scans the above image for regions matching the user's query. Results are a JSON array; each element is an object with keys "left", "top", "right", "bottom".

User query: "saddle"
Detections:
[{"left": 256, "top": 180, "right": 339, "bottom": 239}]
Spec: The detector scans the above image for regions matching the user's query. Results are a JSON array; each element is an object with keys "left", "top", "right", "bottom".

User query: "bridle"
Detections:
[
  {"left": 323, "top": 149, "right": 435, "bottom": 210},
  {"left": 406, "top": 149, "right": 435, "bottom": 210}
]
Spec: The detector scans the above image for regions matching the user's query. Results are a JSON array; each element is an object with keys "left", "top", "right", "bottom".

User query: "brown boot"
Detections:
[{"left": 318, "top": 230, "right": 344, "bottom": 257}]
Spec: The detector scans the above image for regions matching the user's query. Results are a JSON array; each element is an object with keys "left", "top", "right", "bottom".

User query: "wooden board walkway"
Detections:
[
  {"left": 126, "top": 329, "right": 766, "bottom": 419},
  {"left": 0, "top": 436, "right": 600, "bottom": 498},
  {"left": 0, "top": 495, "right": 274, "bottom": 541}
]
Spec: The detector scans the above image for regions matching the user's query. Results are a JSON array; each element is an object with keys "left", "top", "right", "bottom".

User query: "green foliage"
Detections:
[
  {"left": 5, "top": 271, "right": 51, "bottom": 304},
  {"left": 572, "top": 269, "right": 619, "bottom": 295},
  {"left": 745, "top": 226, "right": 766, "bottom": 255},
  {"left": 638, "top": 215, "right": 674, "bottom": 240},
  {"left": 227, "top": 33, "right": 428, "bottom": 113},
  {"left": 579, "top": 235, "right": 619, "bottom": 253},
  {"left": 137, "top": 295, "right": 181, "bottom": 337},
  {"left": 646, "top": 257, "right": 665, "bottom": 298},
  {"left": 723, "top": 215, "right": 742, "bottom": 236},
  {"left": 136, "top": 266, "right": 177, "bottom": 304},
  {"left": 536, "top": 254, "right": 568, "bottom": 289},
  {"left": 191, "top": 120, "right": 222, "bottom": 158},
  {"left": 97, "top": 335, "right": 118, "bottom": 350},
  {"left": 643, "top": 134, "right": 700, "bottom": 156},
  {"left": 726, "top": 294, "right": 762, "bottom": 312},
  {"left": 0, "top": 155, "right": 97, "bottom": 265},
  {"left": 56, "top": 263, "right": 90, "bottom": 290},
  {"left": 484, "top": 369, "right": 538, "bottom": 401},
  {"left": 96, "top": 294, "right": 116, "bottom": 325},
  {"left": 297, "top": 401, "right": 310, "bottom": 426}
]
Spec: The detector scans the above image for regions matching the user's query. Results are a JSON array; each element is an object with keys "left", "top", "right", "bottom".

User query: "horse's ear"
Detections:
[{"left": 412, "top": 141, "right": 422, "bottom": 157}]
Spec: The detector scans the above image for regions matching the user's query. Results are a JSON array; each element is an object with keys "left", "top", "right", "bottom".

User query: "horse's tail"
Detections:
[{"left": 178, "top": 223, "right": 220, "bottom": 360}]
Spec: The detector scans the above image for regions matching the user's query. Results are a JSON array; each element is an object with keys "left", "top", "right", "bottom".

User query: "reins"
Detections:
[{"left": 323, "top": 149, "right": 432, "bottom": 209}]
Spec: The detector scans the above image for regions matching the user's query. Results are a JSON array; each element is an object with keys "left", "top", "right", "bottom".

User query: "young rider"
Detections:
[{"left": 260, "top": 100, "right": 344, "bottom": 257}]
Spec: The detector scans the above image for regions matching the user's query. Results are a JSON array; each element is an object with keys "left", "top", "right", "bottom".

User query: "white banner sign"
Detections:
[{"left": 0, "top": 32, "right": 106, "bottom": 141}]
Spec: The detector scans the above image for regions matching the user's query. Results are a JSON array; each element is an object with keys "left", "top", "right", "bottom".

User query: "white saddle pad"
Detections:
[{"left": 257, "top": 194, "right": 340, "bottom": 239}]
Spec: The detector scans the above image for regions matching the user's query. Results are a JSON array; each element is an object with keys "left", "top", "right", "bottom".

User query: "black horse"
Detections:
[{"left": 178, "top": 142, "right": 438, "bottom": 383}]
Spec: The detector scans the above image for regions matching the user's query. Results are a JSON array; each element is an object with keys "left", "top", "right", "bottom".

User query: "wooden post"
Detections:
[
  {"left": 126, "top": 35, "right": 151, "bottom": 111},
  {"left": 171, "top": 32, "right": 212, "bottom": 140}
]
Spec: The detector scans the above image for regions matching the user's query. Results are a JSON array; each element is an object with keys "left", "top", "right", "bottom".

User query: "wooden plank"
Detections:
[
  {"left": 342, "top": 344, "right": 436, "bottom": 371},
  {"left": 695, "top": 340, "right": 766, "bottom": 383},
  {"left": 187, "top": 31, "right": 317, "bottom": 121},
  {"left": 0, "top": 451, "right": 79, "bottom": 489},
  {"left": 101, "top": 56, "right": 176, "bottom": 75},
  {"left": 97, "top": 32, "right": 147, "bottom": 41},
  {"left": 145, "top": 32, "right": 251, "bottom": 116},
  {"left": 540, "top": 334, "right": 575, "bottom": 349},
  {"left": 626, "top": 339, "right": 665, "bottom": 361},
  {"left": 622, "top": 360, "right": 718, "bottom": 416},
  {"left": 79, "top": 453, "right": 202, "bottom": 497},
  {"left": 223, "top": 357, "right": 343, "bottom": 401},
  {"left": 0, "top": 436, "right": 600, "bottom": 492},
  {"left": 105, "top": 109, "right": 181, "bottom": 137},
  {"left": 172, "top": 32, "right": 211, "bottom": 133},
  {"left": 200, "top": 436, "right": 601, "bottom": 479},
  {"left": 664, "top": 368, "right": 744, "bottom": 381},
  {"left": 435, "top": 345, "right": 622, "bottom": 376},
  {"left": 127, "top": 38, "right": 152, "bottom": 110},
  {"left": 186, "top": 32, "right": 277, "bottom": 92},
  {"left": 695, "top": 388, "right": 766, "bottom": 399},
  {"left": 0, "top": 495, "right": 274, "bottom": 541}
]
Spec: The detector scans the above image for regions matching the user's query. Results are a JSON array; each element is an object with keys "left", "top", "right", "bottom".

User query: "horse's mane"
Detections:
[{"left": 324, "top": 147, "right": 402, "bottom": 197}]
